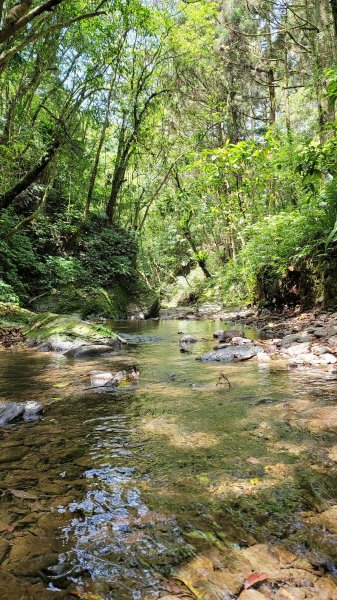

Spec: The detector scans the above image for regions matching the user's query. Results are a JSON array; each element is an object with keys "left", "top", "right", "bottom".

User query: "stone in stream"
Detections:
[
  {"left": 89, "top": 370, "right": 113, "bottom": 386},
  {"left": 197, "top": 345, "right": 260, "bottom": 362},
  {"left": 64, "top": 344, "right": 116, "bottom": 358},
  {"left": 23, "top": 401, "right": 43, "bottom": 421},
  {"left": 0, "top": 402, "right": 25, "bottom": 426},
  {"left": 213, "top": 329, "right": 244, "bottom": 341},
  {"left": 105, "top": 370, "right": 127, "bottom": 387},
  {"left": 0, "top": 401, "right": 43, "bottom": 427},
  {"left": 179, "top": 335, "right": 198, "bottom": 343}
]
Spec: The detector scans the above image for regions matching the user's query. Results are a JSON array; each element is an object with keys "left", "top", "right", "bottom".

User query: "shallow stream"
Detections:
[{"left": 0, "top": 318, "right": 337, "bottom": 599}]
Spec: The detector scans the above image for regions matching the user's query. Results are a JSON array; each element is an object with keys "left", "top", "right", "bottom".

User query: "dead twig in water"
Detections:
[{"left": 216, "top": 372, "right": 231, "bottom": 388}]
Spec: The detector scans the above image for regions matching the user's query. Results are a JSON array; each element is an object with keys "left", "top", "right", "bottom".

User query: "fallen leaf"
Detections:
[
  {"left": 249, "top": 477, "right": 261, "bottom": 485},
  {"left": 10, "top": 489, "right": 37, "bottom": 500},
  {"left": 53, "top": 382, "right": 71, "bottom": 388},
  {"left": 173, "top": 576, "right": 203, "bottom": 599},
  {"left": 244, "top": 572, "right": 269, "bottom": 589}
]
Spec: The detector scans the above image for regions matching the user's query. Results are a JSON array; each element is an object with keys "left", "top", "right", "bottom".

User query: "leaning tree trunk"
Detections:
[{"left": 0, "top": 139, "right": 60, "bottom": 210}]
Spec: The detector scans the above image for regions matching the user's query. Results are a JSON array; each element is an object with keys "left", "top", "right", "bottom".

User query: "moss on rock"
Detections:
[{"left": 0, "top": 302, "right": 120, "bottom": 348}]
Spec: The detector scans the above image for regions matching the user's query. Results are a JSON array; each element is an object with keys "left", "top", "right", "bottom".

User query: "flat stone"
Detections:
[
  {"left": 241, "top": 544, "right": 281, "bottom": 577},
  {"left": 64, "top": 344, "right": 116, "bottom": 358},
  {"left": 213, "top": 329, "right": 243, "bottom": 341},
  {"left": 44, "top": 335, "right": 81, "bottom": 353},
  {"left": 313, "top": 327, "right": 335, "bottom": 338},
  {"left": 198, "top": 345, "right": 260, "bottom": 362},
  {"left": 231, "top": 336, "right": 251, "bottom": 345},
  {"left": 311, "top": 344, "right": 330, "bottom": 355},
  {"left": 283, "top": 342, "right": 310, "bottom": 357},
  {"left": 281, "top": 334, "right": 301, "bottom": 348},
  {"left": 320, "top": 353, "right": 337, "bottom": 364},
  {"left": 239, "top": 591, "right": 266, "bottom": 600}
]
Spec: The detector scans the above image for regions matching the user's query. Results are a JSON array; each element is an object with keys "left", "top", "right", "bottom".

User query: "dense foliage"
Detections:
[{"left": 0, "top": 0, "right": 337, "bottom": 312}]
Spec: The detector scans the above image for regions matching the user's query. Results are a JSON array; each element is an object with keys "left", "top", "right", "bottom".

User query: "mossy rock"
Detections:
[
  {"left": 26, "top": 312, "right": 119, "bottom": 345},
  {"left": 0, "top": 302, "right": 120, "bottom": 348},
  {"left": 0, "top": 302, "right": 35, "bottom": 327},
  {"left": 30, "top": 285, "right": 131, "bottom": 319}
]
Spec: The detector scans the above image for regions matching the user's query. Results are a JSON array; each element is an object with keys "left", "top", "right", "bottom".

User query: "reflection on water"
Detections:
[{"left": 0, "top": 318, "right": 337, "bottom": 598}]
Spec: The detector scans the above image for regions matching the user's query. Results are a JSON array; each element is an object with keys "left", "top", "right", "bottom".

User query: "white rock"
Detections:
[
  {"left": 311, "top": 344, "right": 329, "bottom": 356},
  {"left": 90, "top": 371, "right": 113, "bottom": 386},
  {"left": 320, "top": 353, "right": 337, "bottom": 365},
  {"left": 284, "top": 342, "right": 310, "bottom": 357}
]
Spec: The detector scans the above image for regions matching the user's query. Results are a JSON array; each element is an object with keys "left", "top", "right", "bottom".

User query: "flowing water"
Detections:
[{"left": 0, "top": 318, "right": 337, "bottom": 599}]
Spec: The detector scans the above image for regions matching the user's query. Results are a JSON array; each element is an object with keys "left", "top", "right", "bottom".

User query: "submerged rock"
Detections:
[
  {"left": 0, "top": 402, "right": 24, "bottom": 426},
  {"left": 89, "top": 370, "right": 113, "bottom": 386},
  {"left": 179, "top": 334, "right": 198, "bottom": 343},
  {"left": 0, "top": 401, "right": 43, "bottom": 426},
  {"left": 23, "top": 401, "right": 43, "bottom": 421}
]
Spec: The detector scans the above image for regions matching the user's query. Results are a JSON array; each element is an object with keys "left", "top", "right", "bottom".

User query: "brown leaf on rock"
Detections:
[{"left": 244, "top": 573, "right": 269, "bottom": 589}]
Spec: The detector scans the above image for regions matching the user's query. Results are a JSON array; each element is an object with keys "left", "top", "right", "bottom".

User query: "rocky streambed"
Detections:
[{"left": 0, "top": 310, "right": 337, "bottom": 599}]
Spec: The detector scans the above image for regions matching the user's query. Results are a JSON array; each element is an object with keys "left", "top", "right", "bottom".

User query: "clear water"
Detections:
[{"left": 0, "top": 318, "right": 336, "bottom": 599}]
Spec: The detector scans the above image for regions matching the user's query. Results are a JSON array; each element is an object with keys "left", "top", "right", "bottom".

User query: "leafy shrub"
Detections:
[{"left": 0, "top": 279, "right": 20, "bottom": 304}]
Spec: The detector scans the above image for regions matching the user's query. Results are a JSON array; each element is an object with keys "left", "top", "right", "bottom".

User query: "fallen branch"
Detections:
[{"left": 216, "top": 372, "right": 231, "bottom": 388}]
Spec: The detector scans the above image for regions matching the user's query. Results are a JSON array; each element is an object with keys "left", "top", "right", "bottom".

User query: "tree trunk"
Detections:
[
  {"left": 0, "top": 0, "right": 63, "bottom": 45},
  {"left": 331, "top": 0, "right": 337, "bottom": 38},
  {"left": 105, "top": 122, "right": 129, "bottom": 223},
  {"left": 106, "top": 163, "right": 127, "bottom": 223},
  {"left": 268, "top": 67, "right": 276, "bottom": 124},
  {"left": 0, "top": 139, "right": 60, "bottom": 210},
  {"left": 183, "top": 229, "right": 212, "bottom": 278}
]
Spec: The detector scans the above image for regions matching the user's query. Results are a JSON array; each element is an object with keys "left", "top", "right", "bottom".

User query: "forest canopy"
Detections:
[{"left": 1, "top": 0, "right": 337, "bottom": 315}]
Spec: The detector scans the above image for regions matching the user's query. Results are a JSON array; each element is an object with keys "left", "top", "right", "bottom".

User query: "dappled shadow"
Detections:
[{"left": 0, "top": 318, "right": 337, "bottom": 598}]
